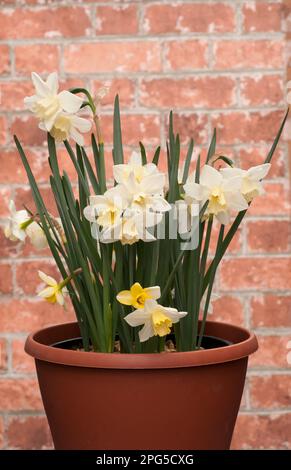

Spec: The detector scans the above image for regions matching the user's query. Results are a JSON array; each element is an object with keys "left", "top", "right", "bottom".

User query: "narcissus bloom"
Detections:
[
  {"left": 26, "top": 221, "right": 48, "bottom": 250},
  {"left": 124, "top": 298, "right": 187, "bottom": 342},
  {"left": 47, "top": 112, "right": 92, "bottom": 146},
  {"left": 184, "top": 165, "right": 248, "bottom": 224},
  {"left": 117, "top": 282, "right": 161, "bottom": 309},
  {"left": 221, "top": 163, "right": 271, "bottom": 203},
  {"left": 24, "top": 72, "right": 84, "bottom": 131},
  {"left": 4, "top": 200, "right": 32, "bottom": 241},
  {"left": 113, "top": 152, "right": 159, "bottom": 185},
  {"left": 37, "top": 270, "right": 68, "bottom": 306}
]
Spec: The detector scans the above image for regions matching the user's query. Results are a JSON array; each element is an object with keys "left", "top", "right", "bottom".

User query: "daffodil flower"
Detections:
[
  {"left": 24, "top": 72, "right": 84, "bottom": 132},
  {"left": 4, "top": 200, "right": 33, "bottom": 242},
  {"left": 37, "top": 268, "right": 82, "bottom": 306},
  {"left": 84, "top": 186, "right": 128, "bottom": 228},
  {"left": 113, "top": 152, "right": 159, "bottom": 185},
  {"left": 38, "top": 271, "right": 69, "bottom": 306},
  {"left": 184, "top": 165, "right": 248, "bottom": 224},
  {"left": 124, "top": 299, "right": 187, "bottom": 342},
  {"left": 221, "top": 163, "right": 271, "bottom": 203},
  {"left": 46, "top": 112, "right": 92, "bottom": 146},
  {"left": 26, "top": 221, "right": 48, "bottom": 250},
  {"left": 117, "top": 282, "right": 161, "bottom": 309}
]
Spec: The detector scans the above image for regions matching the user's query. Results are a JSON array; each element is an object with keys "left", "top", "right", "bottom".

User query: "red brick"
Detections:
[
  {"left": 250, "top": 335, "right": 291, "bottom": 368},
  {"left": 15, "top": 260, "right": 59, "bottom": 295},
  {"left": 91, "top": 78, "right": 135, "bottom": 108},
  {"left": 251, "top": 295, "right": 291, "bottom": 328},
  {"left": 211, "top": 110, "right": 285, "bottom": 144},
  {"left": 0, "top": 378, "right": 42, "bottom": 411},
  {"left": 64, "top": 42, "right": 162, "bottom": 73},
  {"left": 0, "top": 44, "right": 10, "bottom": 75},
  {"left": 7, "top": 416, "right": 53, "bottom": 450},
  {"left": 0, "top": 7, "right": 91, "bottom": 39},
  {"left": 220, "top": 258, "right": 291, "bottom": 291},
  {"left": 238, "top": 147, "right": 285, "bottom": 178},
  {"left": 12, "top": 338, "right": 35, "bottom": 373},
  {"left": 0, "top": 299, "right": 74, "bottom": 333},
  {"left": 96, "top": 5, "right": 138, "bottom": 34},
  {"left": 243, "top": 2, "right": 282, "bottom": 32},
  {"left": 250, "top": 375, "right": 291, "bottom": 409},
  {"left": 0, "top": 263, "right": 12, "bottom": 294},
  {"left": 232, "top": 413, "right": 291, "bottom": 449},
  {"left": 247, "top": 220, "right": 289, "bottom": 253},
  {"left": 214, "top": 40, "right": 283, "bottom": 69},
  {"left": 15, "top": 44, "right": 60, "bottom": 75},
  {"left": 102, "top": 114, "right": 161, "bottom": 146},
  {"left": 209, "top": 224, "right": 242, "bottom": 254},
  {"left": 164, "top": 40, "right": 208, "bottom": 70},
  {"left": 0, "top": 338, "right": 7, "bottom": 373},
  {"left": 211, "top": 295, "right": 244, "bottom": 325},
  {"left": 0, "top": 116, "right": 7, "bottom": 146},
  {"left": 240, "top": 75, "right": 284, "bottom": 106},
  {"left": 0, "top": 224, "right": 20, "bottom": 258},
  {"left": 248, "top": 182, "right": 290, "bottom": 216},
  {"left": 0, "top": 187, "right": 13, "bottom": 217},
  {"left": 0, "top": 81, "right": 34, "bottom": 111},
  {"left": 11, "top": 115, "right": 46, "bottom": 147},
  {"left": 140, "top": 77, "right": 236, "bottom": 109},
  {"left": 0, "top": 149, "right": 51, "bottom": 184},
  {"left": 168, "top": 113, "right": 208, "bottom": 146},
  {"left": 143, "top": 3, "right": 235, "bottom": 33},
  {"left": 14, "top": 186, "right": 58, "bottom": 217}
]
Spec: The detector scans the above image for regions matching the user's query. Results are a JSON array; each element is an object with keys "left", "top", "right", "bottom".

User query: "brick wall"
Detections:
[{"left": 0, "top": 0, "right": 290, "bottom": 450}]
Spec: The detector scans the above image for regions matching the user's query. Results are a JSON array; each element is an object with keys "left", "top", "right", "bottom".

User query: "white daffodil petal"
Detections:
[
  {"left": 38, "top": 270, "right": 57, "bottom": 286},
  {"left": 247, "top": 163, "right": 271, "bottom": 181},
  {"left": 56, "top": 291, "right": 65, "bottom": 306},
  {"left": 124, "top": 309, "right": 150, "bottom": 327},
  {"left": 31, "top": 72, "right": 49, "bottom": 97},
  {"left": 38, "top": 286, "right": 55, "bottom": 298},
  {"left": 139, "top": 319, "right": 155, "bottom": 342},
  {"left": 46, "top": 72, "right": 59, "bottom": 95},
  {"left": 162, "top": 307, "right": 187, "bottom": 323},
  {"left": 200, "top": 165, "right": 222, "bottom": 188},
  {"left": 69, "top": 128, "right": 84, "bottom": 146},
  {"left": 144, "top": 286, "right": 161, "bottom": 300},
  {"left": 58, "top": 90, "right": 83, "bottom": 114},
  {"left": 71, "top": 115, "right": 92, "bottom": 132}
]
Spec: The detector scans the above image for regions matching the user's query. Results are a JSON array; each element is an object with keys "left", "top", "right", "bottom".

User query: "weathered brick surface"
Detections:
[{"left": 0, "top": 0, "right": 290, "bottom": 451}]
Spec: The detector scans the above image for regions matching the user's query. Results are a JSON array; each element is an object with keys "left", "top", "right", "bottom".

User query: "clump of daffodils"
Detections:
[{"left": 84, "top": 152, "right": 171, "bottom": 245}]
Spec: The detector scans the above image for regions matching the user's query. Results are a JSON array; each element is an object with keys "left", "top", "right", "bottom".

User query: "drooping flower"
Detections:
[
  {"left": 37, "top": 270, "right": 68, "bottom": 306},
  {"left": 124, "top": 299, "right": 187, "bottom": 342},
  {"left": 24, "top": 72, "right": 84, "bottom": 131},
  {"left": 117, "top": 282, "right": 161, "bottom": 309},
  {"left": 3, "top": 200, "right": 32, "bottom": 242},
  {"left": 45, "top": 112, "right": 92, "bottom": 146},
  {"left": 221, "top": 163, "right": 271, "bottom": 203},
  {"left": 26, "top": 221, "right": 48, "bottom": 250},
  {"left": 184, "top": 165, "right": 248, "bottom": 224}
]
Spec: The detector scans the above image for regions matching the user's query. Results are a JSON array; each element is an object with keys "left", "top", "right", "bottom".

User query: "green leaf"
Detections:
[
  {"left": 152, "top": 146, "right": 161, "bottom": 165},
  {"left": 139, "top": 142, "right": 147, "bottom": 165},
  {"left": 212, "top": 155, "right": 233, "bottom": 167},
  {"left": 81, "top": 147, "right": 100, "bottom": 194},
  {"left": 182, "top": 138, "right": 194, "bottom": 184},
  {"left": 265, "top": 108, "right": 289, "bottom": 163},
  {"left": 113, "top": 95, "right": 124, "bottom": 164},
  {"left": 206, "top": 128, "right": 216, "bottom": 163}
]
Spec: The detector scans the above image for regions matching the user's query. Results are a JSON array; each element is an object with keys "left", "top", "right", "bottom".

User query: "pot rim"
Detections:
[{"left": 25, "top": 320, "right": 258, "bottom": 369}]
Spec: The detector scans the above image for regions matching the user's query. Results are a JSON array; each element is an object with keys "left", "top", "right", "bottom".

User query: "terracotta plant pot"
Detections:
[{"left": 25, "top": 320, "right": 258, "bottom": 450}]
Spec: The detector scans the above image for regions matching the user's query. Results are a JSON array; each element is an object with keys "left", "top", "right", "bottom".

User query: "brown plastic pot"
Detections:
[{"left": 25, "top": 320, "right": 258, "bottom": 450}]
